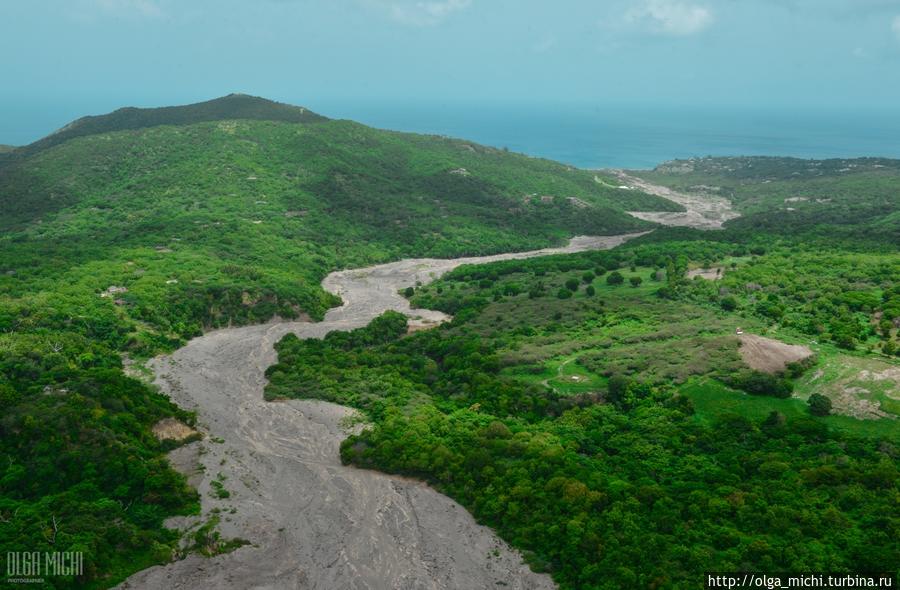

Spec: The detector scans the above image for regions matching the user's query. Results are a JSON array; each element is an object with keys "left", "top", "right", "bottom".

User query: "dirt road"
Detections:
[{"left": 118, "top": 233, "right": 644, "bottom": 590}]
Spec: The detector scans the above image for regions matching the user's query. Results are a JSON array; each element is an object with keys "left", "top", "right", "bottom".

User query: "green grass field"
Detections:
[{"left": 681, "top": 375, "right": 900, "bottom": 440}]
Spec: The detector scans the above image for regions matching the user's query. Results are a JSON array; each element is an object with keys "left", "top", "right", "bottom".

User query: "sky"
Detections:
[{"left": 2, "top": 0, "right": 900, "bottom": 145}]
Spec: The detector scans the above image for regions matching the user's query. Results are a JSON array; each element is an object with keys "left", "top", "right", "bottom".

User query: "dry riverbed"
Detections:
[
  {"left": 611, "top": 170, "right": 740, "bottom": 230},
  {"left": 117, "top": 234, "right": 645, "bottom": 590}
]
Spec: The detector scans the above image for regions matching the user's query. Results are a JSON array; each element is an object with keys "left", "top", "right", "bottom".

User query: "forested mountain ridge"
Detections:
[{"left": 1, "top": 94, "right": 328, "bottom": 162}]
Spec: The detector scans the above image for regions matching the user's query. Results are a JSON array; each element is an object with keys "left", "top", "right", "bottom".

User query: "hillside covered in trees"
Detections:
[{"left": 0, "top": 96, "right": 676, "bottom": 587}]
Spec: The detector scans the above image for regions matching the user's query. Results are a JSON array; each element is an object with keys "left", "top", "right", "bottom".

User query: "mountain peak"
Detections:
[{"left": 14, "top": 95, "right": 327, "bottom": 158}]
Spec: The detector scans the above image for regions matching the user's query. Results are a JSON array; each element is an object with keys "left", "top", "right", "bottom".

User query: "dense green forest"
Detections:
[
  {"left": 267, "top": 227, "right": 899, "bottom": 588},
  {"left": 0, "top": 96, "right": 675, "bottom": 587}
]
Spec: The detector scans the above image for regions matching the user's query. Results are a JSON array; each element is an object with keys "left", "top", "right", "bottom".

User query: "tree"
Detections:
[
  {"left": 629, "top": 276, "right": 643, "bottom": 288},
  {"left": 832, "top": 330, "right": 857, "bottom": 350},
  {"left": 606, "top": 271, "right": 624, "bottom": 286},
  {"left": 565, "top": 278, "right": 580, "bottom": 292},
  {"left": 404, "top": 286, "right": 415, "bottom": 297},
  {"left": 529, "top": 283, "right": 545, "bottom": 299},
  {"left": 808, "top": 393, "right": 832, "bottom": 416},
  {"left": 0, "top": 383, "right": 20, "bottom": 405},
  {"left": 585, "top": 285, "right": 596, "bottom": 297},
  {"left": 582, "top": 272, "right": 595, "bottom": 284},
  {"left": 735, "top": 371, "right": 793, "bottom": 398},
  {"left": 720, "top": 296, "right": 738, "bottom": 311},
  {"left": 557, "top": 288, "right": 572, "bottom": 299},
  {"left": 502, "top": 283, "right": 521, "bottom": 296},
  {"left": 607, "top": 374, "right": 630, "bottom": 406}
]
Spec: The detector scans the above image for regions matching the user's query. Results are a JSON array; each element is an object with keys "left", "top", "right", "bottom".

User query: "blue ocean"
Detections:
[
  {"left": 316, "top": 102, "right": 900, "bottom": 170},
  {"left": 5, "top": 101, "right": 900, "bottom": 170}
]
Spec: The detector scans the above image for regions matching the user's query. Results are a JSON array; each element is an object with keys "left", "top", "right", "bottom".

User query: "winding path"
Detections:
[{"left": 117, "top": 233, "right": 645, "bottom": 590}]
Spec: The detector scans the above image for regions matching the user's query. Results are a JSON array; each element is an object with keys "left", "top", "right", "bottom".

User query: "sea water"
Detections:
[
  {"left": 316, "top": 101, "right": 900, "bottom": 170},
  {"left": 5, "top": 100, "right": 900, "bottom": 170}
]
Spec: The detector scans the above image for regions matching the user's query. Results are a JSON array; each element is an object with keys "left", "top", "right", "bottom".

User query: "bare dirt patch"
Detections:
[
  {"left": 859, "top": 366, "right": 900, "bottom": 400},
  {"left": 834, "top": 387, "right": 893, "bottom": 420},
  {"left": 151, "top": 417, "right": 198, "bottom": 442},
  {"left": 406, "top": 317, "right": 443, "bottom": 333},
  {"left": 687, "top": 266, "right": 724, "bottom": 280},
  {"left": 739, "top": 334, "right": 812, "bottom": 374}
]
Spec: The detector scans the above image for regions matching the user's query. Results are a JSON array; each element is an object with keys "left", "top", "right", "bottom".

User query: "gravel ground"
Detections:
[
  {"left": 117, "top": 233, "right": 644, "bottom": 590},
  {"left": 611, "top": 171, "right": 740, "bottom": 230}
]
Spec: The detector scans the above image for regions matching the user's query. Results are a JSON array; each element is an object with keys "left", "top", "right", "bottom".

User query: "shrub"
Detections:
[
  {"left": 808, "top": 393, "right": 832, "bottom": 416},
  {"left": 731, "top": 370, "right": 794, "bottom": 398}
]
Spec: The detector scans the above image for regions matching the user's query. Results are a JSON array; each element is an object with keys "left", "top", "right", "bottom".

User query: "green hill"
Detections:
[
  {"left": 0, "top": 100, "right": 681, "bottom": 343},
  {"left": 5, "top": 93, "right": 328, "bottom": 161},
  {"left": 0, "top": 96, "right": 683, "bottom": 587}
]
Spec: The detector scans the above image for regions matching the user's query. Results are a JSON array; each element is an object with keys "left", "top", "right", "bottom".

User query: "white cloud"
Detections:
[
  {"left": 626, "top": 0, "right": 713, "bottom": 36},
  {"left": 892, "top": 15, "right": 900, "bottom": 40},
  {"left": 384, "top": 0, "right": 472, "bottom": 26}
]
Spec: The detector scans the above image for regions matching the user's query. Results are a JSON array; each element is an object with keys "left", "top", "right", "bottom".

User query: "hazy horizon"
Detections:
[
  {"left": 4, "top": 0, "right": 900, "bottom": 164},
  {"left": 4, "top": 96, "right": 900, "bottom": 169}
]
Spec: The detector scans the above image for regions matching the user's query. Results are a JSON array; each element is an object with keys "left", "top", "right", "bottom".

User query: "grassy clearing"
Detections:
[
  {"left": 681, "top": 378, "right": 899, "bottom": 440},
  {"left": 795, "top": 346, "right": 900, "bottom": 418},
  {"left": 502, "top": 353, "right": 606, "bottom": 396},
  {"left": 419, "top": 251, "right": 898, "bottom": 439}
]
